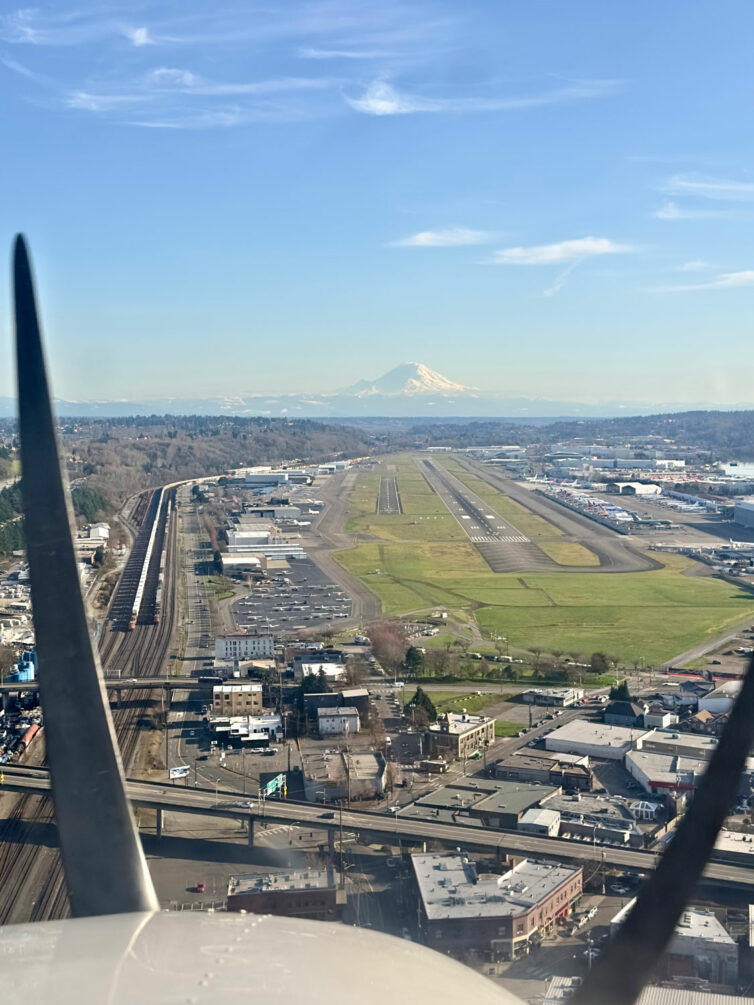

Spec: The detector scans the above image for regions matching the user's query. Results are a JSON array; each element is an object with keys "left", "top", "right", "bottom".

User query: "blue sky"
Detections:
[{"left": 1, "top": 2, "right": 754, "bottom": 405}]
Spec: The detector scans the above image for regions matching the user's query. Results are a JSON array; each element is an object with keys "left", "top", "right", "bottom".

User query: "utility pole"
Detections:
[{"left": 339, "top": 801, "right": 345, "bottom": 890}]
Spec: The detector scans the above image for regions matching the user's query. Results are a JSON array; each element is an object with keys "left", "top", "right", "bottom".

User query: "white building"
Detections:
[
  {"left": 734, "top": 498, "right": 754, "bottom": 528},
  {"left": 544, "top": 719, "right": 647, "bottom": 761},
  {"left": 518, "top": 808, "right": 560, "bottom": 837},
  {"left": 214, "top": 634, "right": 275, "bottom": 661},
  {"left": 521, "top": 687, "right": 584, "bottom": 707},
  {"left": 699, "top": 680, "right": 741, "bottom": 715},
  {"left": 317, "top": 707, "right": 360, "bottom": 737},
  {"left": 209, "top": 713, "right": 283, "bottom": 746},
  {"left": 625, "top": 749, "right": 704, "bottom": 795},
  {"left": 88, "top": 522, "right": 110, "bottom": 540},
  {"left": 293, "top": 661, "right": 345, "bottom": 683}
]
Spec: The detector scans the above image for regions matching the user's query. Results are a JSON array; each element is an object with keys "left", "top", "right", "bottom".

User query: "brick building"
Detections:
[{"left": 412, "top": 853, "right": 582, "bottom": 961}]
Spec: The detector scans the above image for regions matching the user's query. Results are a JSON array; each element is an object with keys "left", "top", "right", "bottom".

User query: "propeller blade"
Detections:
[{"left": 12, "top": 234, "right": 158, "bottom": 917}]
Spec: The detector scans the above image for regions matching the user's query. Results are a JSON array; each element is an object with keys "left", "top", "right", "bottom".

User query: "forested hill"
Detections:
[
  {"left": 0, "top": 416, "right": 381, "bottom": 510},
  {"left": 347, "top": 410, "right": 754, "bottom": 457}
]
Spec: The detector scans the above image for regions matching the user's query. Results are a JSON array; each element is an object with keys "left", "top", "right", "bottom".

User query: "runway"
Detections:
[
  {"left": 377, "top": 477, "right": 402, "bottom": 514},
  {"left": 419, "top": 458, "right": 560, "bottom": 572}
]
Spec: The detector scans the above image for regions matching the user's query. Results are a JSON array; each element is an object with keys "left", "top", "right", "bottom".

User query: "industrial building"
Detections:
[
  {"left": 212, "top": 683, "right": 263, "bottom": 717},
  {"left": 411, "top": 853, "right": 582, "bottom": 960},
  {"left": 226, "top": 869, "right": 345, "bottom": 921},
  {"left": 316, "top": 706, "right": 360, "bottom": 737},
  {"left": 214, "top": 633, "right": 275, "bottom": 661},
  {"left": 544, "top": 719, "right": 647, "bottom": 761},
  {"left": 426, "top": 712, "right": 496, "bottom": 761}
]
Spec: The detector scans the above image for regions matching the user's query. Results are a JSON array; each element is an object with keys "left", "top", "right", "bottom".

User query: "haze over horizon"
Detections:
[{"left": 2, "top": 2, "right": 754, "bottom": 407}]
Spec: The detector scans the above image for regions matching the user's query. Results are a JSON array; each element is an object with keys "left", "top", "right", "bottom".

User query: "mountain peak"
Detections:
[{"left": 343, "top": 362, "right": 475, "bottom": 397}]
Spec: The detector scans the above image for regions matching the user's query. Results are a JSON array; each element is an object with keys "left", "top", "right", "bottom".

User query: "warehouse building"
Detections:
[
  {"left": 426, "top": 712, "right": 496, "bottom": 761},
  {"left": 227, "top": 869, "right": 345, "bottom": 921},
  {"left": 411, "top": 853, "right": 582, "bottom": 961},
  {"left": 544, "top": 719, "right": 647, "bottom": 761}
]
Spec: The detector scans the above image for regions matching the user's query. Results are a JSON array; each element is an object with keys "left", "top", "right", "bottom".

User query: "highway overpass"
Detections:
[{"left": 2, "top": 766, "right": 753, "bottom": 893}]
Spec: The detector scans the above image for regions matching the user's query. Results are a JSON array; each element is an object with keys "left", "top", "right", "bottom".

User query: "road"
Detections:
[{"left": 4, "top": 766, "right": 753, "bottom": 892}]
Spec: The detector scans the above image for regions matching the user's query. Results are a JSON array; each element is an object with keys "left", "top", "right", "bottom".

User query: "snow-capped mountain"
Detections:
[{"left": 344, "top": 362, "right": 475, "bottom": 397}]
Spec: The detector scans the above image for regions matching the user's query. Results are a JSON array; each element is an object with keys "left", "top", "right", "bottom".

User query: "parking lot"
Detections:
[{"left": 231, "top": 557, "right": 351, "bottom": 636}]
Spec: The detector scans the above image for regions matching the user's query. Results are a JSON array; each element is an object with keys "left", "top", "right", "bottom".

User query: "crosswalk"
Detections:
[{"left": 471, "top": 533, "right": 529, "bottom": 544}]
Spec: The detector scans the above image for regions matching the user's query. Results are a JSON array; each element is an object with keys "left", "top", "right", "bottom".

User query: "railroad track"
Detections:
[{"left": 0, "top": 488, "right": 180, "bottom": 923}]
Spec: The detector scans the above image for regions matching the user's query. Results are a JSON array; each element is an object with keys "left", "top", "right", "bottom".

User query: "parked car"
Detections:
[{"left": 196, "top": 881, "right": 205, "bottom": 894}]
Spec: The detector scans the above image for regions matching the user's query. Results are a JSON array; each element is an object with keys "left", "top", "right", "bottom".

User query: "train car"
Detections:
[
  {"left": 20, "top": 723, "right": 40, "bottom": 750},
  {"left": 129, "top": 487, "right": 165, "bottom": 630},
  {"left": 154, "top": 582, "right": 163, "bottom": 624}
]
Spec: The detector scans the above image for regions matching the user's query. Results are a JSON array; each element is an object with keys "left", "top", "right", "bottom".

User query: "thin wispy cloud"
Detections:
[
  {"left": 345, "top": 77, "right": 622, "bottom": 116},
  {"left": 678, "top": 260, "right": 712, "bottom": 272},
  {"left": 0, "top": 56, "right": 50, "bottom": 83},
  {"left": 653, "top": 270, "right": 754, "bottom": 293},
  {"left": 298, "top": 46, "right": 390, "bottom": 60},
  {"left": 663, "top": 174, "right": 754, "bottom": 202},
  {"left": 544, "top": 260, "right": 582, "bottom": 297},
  {"left": 653, "top": 201, "right": 729, "bottom": 221},
  {"left": 390, "top": 227, "right": 493, "bottom": 248},
  {"left": 491, "top": 237, "right": 632, "bottom": 265}
]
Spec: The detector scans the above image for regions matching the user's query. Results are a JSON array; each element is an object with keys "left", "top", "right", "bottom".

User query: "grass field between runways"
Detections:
[{"left": 335, "top": 526, "right": 754, "bottom": 663}]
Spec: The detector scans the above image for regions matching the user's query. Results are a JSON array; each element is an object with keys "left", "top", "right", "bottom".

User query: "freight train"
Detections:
[
  {"left": 154, "top": 496, "right": 171, "bottom": 624},
  {"left": 129, "top": 488, "right": 165, "bottom": 630}
]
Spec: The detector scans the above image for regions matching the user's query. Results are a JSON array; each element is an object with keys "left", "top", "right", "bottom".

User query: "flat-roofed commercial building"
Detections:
[
  {"left": 426, "top": 713, "right": 495, "bottom": 761},
  {"left": 641, "top": 729, "right": 719, "bottom": 761},
  {"left": 625, "top": 748, "right": 704, "bottom": 795},
  {"left": 412, "top": 853, "right": 581, "bottom": 961},
  {"left": 398, "top": 778, "right": 557, "bottom": 830},
  {"left": 227, "top": 868, "right": 345, "bottom": 920},
  {"left": 212, "top": 683, "right": 263, "bottom": 717},
  {"left": 495, "top": 750, "right": 594, "bottom": 791},
  {"left": 215, "top": 633, "right": 274, "bottom": 661},
  {"left": 518, "top": 808, "right": 560, "bottom": 837},
  {"left": 544, "top": 719, "right": 647, "bottom": 761},
  {"left": 521, "top": 687, "right": 584, "bottom": 707}
]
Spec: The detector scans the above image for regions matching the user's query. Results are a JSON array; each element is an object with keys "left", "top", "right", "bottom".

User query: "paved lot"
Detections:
[{"left": 231, "top": 557, "right": 351, "bottom": 636}]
